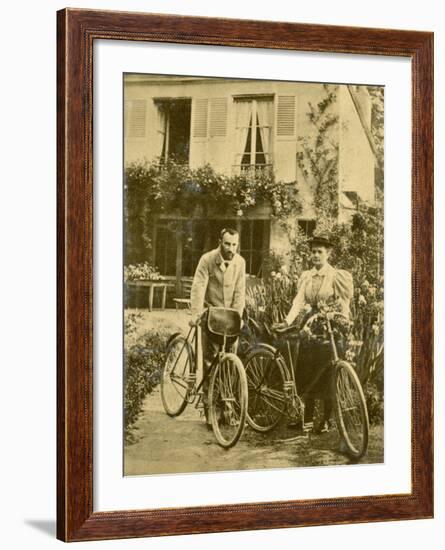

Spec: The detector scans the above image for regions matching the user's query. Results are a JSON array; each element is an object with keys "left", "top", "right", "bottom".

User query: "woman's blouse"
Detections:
[{"left": 285, "top": 263, "right": 354, "bottom": 326}]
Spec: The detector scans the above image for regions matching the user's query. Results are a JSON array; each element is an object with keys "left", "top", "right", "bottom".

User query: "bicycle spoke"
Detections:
[
  {"left": 335, "top": 362, "right": 368, "bottom": 458},
  {"left": 210, "top": 355, "right": 247, "bottom": 448},
  {"left": 161, "top": 337, "right": 192, "bottom": 417},
  {"left": 168, "top": 375, "right": 188, "bottom": 394},
  {"left": 249, "top": 356, "right": 265, "bottom": 387},
  {"left": 245, "top": 349, "right": 287, "bottom": 432}
]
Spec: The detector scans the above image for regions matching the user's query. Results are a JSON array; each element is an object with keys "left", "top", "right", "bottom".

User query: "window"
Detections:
[
  {"left": 154, "top": 222, "right": 177, "bottom": 276},
  {"left": 182, "top": 220, "right": 208, "bottom": 277},
  {"left": 234, "top": 97, "right": 273, "bottom": 173},
  {"left": 155, "top": 99, "right": 192, "bottom": 164},
  {"left": 298, "top": 219, "right": 316, "bottom": 237},
  {"left": 240, "top": 220, "right": 270, "bottom": 276}
]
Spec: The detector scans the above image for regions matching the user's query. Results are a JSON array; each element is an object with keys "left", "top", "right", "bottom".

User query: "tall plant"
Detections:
[{"left": 331, "top": 207, "right": 384, "bottom": 384}]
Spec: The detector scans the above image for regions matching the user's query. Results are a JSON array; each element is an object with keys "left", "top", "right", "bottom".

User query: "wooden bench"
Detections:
[
  {"left": 173, "top": 278, "right": 193, "bottom": 310},
  {"left": 125, "top": 280, "right": 173, "bottom": 311}
]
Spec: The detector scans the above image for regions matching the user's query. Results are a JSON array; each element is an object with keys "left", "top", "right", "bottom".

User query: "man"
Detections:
[{"left": 190, "top": 228, "right": 246, "bottom": 427}]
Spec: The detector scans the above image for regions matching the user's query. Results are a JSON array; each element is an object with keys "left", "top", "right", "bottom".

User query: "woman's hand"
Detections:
[{"left": 272, "top": 321, "right": 289, "bottom": 332}]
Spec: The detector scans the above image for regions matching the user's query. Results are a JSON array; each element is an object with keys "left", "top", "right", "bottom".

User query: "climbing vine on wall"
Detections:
[{"left": 296, "top": 84, "right": 339, "bottom": 228}]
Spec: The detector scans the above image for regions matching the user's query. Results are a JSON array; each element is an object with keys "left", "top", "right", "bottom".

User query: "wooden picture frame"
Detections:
[{"left": 57, "top": 8, "right": 433, "bottom": 542}]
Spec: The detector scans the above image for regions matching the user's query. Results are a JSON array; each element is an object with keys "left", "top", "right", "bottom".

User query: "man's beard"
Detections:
[{"left": 221, "top": 249, "right": 234, "bottom": 260}]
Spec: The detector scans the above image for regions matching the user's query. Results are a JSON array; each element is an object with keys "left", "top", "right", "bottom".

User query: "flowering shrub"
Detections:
[
  {"left": 126, "top": 159, "right": 301, "bottom": 219},
  {"left": 124, "top": 322, "right": 168, "bottom": 442},
  {"left": 124, "top": 262, "right": 164, "bottom": 282},
  {"left": 124, "top": 311, "right": 143, "bottom": 345},
  {"left": 124, "top": 160, "right": 302, "bottom": 265},
  {"left": 364, "top": 381, "right": 384, "bottom": 425}
]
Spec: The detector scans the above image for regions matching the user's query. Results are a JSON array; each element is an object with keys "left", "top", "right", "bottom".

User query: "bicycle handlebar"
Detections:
[
  {"left": 303, "top": 310, "right": 350, "bottom": 329},
  {"left": 261, "top": 310, "right": 351, "bottom": 339},
  {"left": 272, "top": 323, "right": 300, "bottom": 335}
]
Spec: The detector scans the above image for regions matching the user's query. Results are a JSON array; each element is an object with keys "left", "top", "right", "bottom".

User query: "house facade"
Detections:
[{"left": 124, "top": 75, "right": 376, "bottom": 279}]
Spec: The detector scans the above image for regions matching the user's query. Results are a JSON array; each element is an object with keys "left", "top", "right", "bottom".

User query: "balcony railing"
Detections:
[{"left": 231, "top": 163, "right": 273, "bottom": 176}]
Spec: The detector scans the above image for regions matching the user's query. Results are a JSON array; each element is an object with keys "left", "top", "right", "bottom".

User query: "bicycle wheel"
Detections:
[
  {"left": 208, "top": 352, "right": 248, "bottom": 448},
  {"left": 161, "top": 335, "right": 194, "bottom": 417},
  {"left": 333, "top": 360, "right": 369, "bottom": 460},
  {"left": 244, "top": 347, "right": 288, "bottom": 432}
]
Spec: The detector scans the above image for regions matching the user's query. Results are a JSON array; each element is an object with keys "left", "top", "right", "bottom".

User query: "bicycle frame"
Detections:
[
  {"left": 244, "top": 313, "right": 342, "bottom": 417},
  {"left": 243, "top": 312, "right": 369, "bottom": 457},
  {"left": 170, "top": 320, "right": 237, "bottom": 409}
]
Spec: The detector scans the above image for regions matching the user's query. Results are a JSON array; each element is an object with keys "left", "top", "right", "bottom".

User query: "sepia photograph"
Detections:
[{"left": 122, "top": 73, "right": 384, "bottom": 476}]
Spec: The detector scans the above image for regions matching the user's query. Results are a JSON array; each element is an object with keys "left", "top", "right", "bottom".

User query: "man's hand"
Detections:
[
  {"left": 189, "top": 317, "right": 199, "bottom": 328},
  {"left": 189, "top": 313, "right": 203, "bottom": 327}
]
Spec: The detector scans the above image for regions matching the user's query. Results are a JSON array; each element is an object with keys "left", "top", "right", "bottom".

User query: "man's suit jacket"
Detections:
[{"left": 190, "top": 248, "right": 246, "bottom": 319}]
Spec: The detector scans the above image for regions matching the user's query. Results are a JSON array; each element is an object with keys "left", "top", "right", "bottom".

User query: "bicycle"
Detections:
[
  {"left": 160, "top": 307, "right": 248, "bottom": 448},
  {"left": 240, "top": 311, "right": 369, "bottom": 460}
]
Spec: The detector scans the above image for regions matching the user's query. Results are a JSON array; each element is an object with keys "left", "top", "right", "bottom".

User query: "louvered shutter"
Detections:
[
  {"left": 209, "top": 98, "right": 228, "bottom": 137},
  {"left": 276, "top": 95, "right": 296, "bottom": 137},
  {"left": 126, "top": 99, "right": 147, "bottom": 138},
  {"left": 193, "top": 98, "right": 208, "bottom": 138}
]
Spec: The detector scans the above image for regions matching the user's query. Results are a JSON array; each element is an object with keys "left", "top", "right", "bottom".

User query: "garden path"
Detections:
[{"left": 124, "top": 387, "right": 384, "bottom": 475}]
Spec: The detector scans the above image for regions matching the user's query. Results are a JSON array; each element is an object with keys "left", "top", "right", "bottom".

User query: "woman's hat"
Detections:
[{"left": 309, "top": 233, "right": 333, "bottom": 248}]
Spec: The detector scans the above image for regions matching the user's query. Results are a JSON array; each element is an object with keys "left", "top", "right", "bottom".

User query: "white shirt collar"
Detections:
[
  {"left": 218, "top": 252, "right": 233, "bottom": 271},
  {"left": 310, "top": 263, "right": 331, "bottom": 277}
]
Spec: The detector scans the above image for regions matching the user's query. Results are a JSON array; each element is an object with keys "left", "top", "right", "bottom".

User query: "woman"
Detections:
[{"left": 275, "top": 234, "right": 354, "bottom": 433}]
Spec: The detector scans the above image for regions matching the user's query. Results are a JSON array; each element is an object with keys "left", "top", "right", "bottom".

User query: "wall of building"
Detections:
[
  {"left": 124, "top": 76, "right": 375, "bottom": 244},
  {"left": 338, "top": 85, "right": 375, "bottom": 221},
  {"left": 124, "top": 77, "right": 335, "bottom": 182}
]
